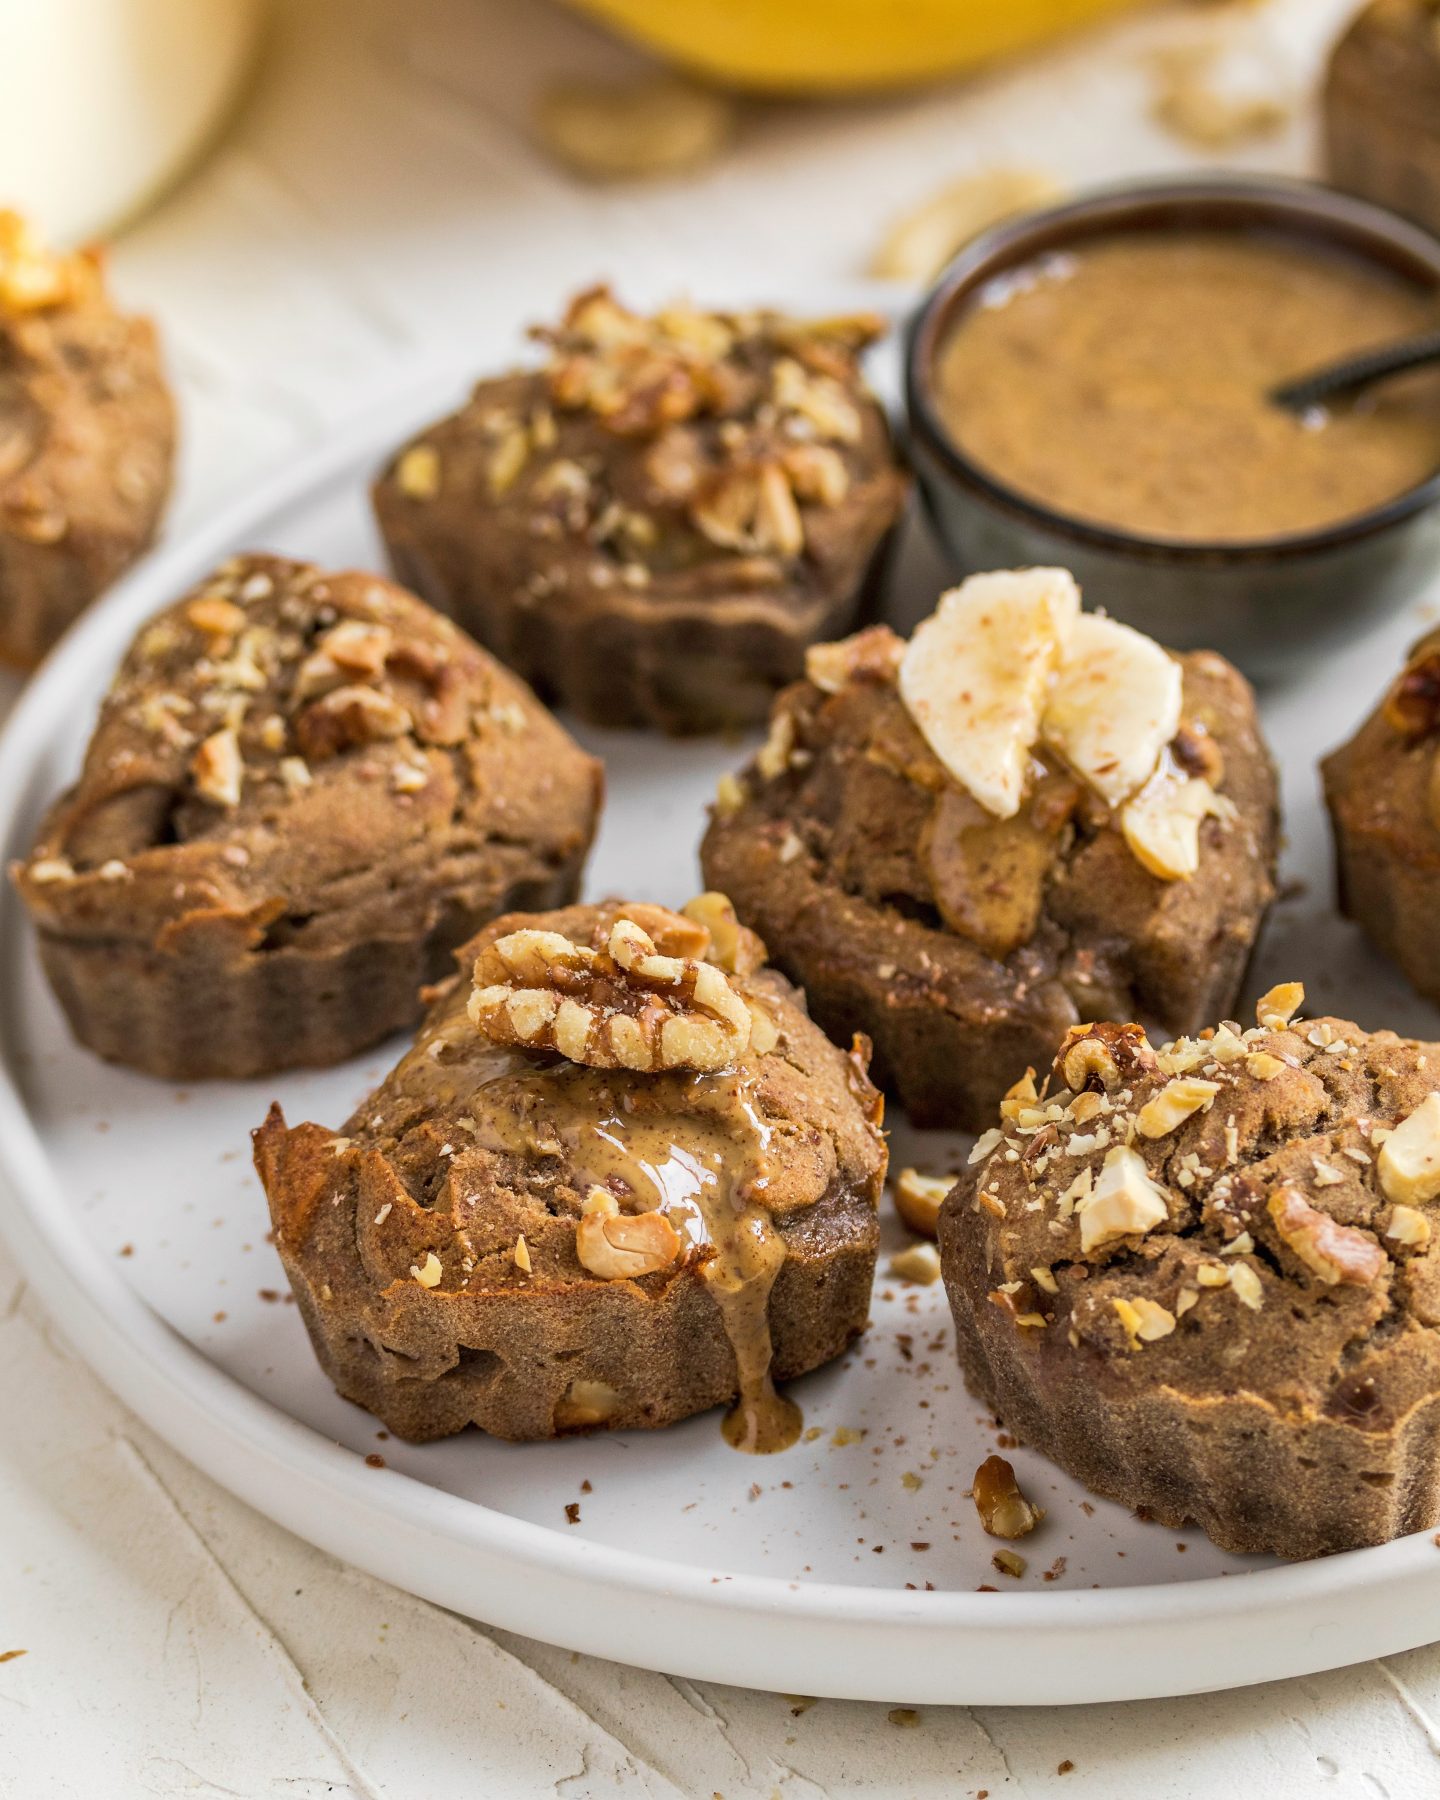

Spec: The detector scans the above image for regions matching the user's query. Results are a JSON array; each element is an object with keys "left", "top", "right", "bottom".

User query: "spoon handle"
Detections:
[{"left": 1272, "top": 328, "right": 1440, "bottom": 413}]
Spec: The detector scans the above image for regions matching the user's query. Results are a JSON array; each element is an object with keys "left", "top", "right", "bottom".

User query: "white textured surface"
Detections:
[{"left": 6, "top": 0, "right": 1440, "bottom": 1789}]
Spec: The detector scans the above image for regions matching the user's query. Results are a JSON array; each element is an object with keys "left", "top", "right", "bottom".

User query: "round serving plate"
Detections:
[{"left": 4, "top": 351, "right": 1440, "bottom": 1707}]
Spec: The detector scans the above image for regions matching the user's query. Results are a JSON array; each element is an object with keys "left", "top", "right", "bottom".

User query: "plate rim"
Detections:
[{"left": 3, "top": 371, "right": 1440, "bottom": 1705}]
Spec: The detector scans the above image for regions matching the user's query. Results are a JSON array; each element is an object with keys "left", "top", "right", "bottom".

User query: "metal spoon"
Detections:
[{"left": 1271, "top": 328, "right": 1440, "bottom": 413}]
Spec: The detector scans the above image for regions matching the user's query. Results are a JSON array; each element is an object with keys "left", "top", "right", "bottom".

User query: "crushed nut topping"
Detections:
[
  {"left": 1058, "top": 1021, "right": 1157, "bottom": 1095},
  {"left": 804, "top": 625, "right": 905, "bottom": 695},
  {"left": 575, "top": 1188, "right": 682, "bottom": 1280},
  {"left": 1379, "top": 1093, "right": 1440, "bottom": 1206},
  {"left": 1386, "top": 1205, "right": 1432, "bottom": 1250},
  {"left": 468, "top": 913, "right": 753, "bottom": 1072},
  {"left": 972, "top": 1454, "right": 1044, "bottom": 1540},
  {"left": 1112, "top": 1295, "right": 1177, "bottom": 1348},
  {"left": 1256, "top": 982, "right": 1305, "bottom": 1029},
  {"left": 190, "top": 728, "right": 243, "bottom": 808},
  {"left": 1076, "top": 1145, "right": 1169, "bottom": 1253},
  {"left": 410, "top": 1251, "right": 443, "bottom": 1288},
  {"left": 1267, "top": 1187, "right": 1386, "bottom": 1286},
  {"left": 1135, "top": 1076, "right": 1220, "bottom": 1139}
]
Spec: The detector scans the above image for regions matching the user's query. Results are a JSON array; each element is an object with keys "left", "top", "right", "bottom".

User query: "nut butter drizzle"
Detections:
[{"left": 467, "top": 1052, "right": 801, "bottom": 1455}]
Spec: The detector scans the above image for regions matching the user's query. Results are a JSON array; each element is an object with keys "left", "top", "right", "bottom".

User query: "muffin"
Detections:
[
  {"left": 701, "top": 568, "right": 1279, "bottom": 1130},
  {"left": 939, "top": 985, "right": 1440, "bottom": 1559},
  {"left": 0, "top": 211, "right": 175, "bottom": 666},
  {"left": 11, "top": 554, "right": 602, "bottom": 1080},
  {"left": 372, "top": 285, "right": 907, "bottom": 734},
  {"left": 1323, "top": 626, "right": 1440, "bottom": 1002},
  {"left": 253, "top": 894, "right": 887, "bottom": 1445}
]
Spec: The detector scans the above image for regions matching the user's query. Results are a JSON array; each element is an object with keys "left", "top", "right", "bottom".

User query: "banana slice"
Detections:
[
  {"left": 1043, "top": 613, "right": 1182, "bottom": 808},
  {"left": 1121, "top": 765, "right": 1224, "bottom": 881},
  {"left": 897, "top": 567, "right": 1079, "bottom": 819}
]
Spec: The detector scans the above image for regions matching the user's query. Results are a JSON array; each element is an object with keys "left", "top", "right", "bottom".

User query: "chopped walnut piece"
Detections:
[
  {"left": 1246, "top": 1052, "right": 1288, "bottom": 1081},
  {"left": 1121, "top": 767, "right": 1225, "bottom": 882},
  {"left": 1077, "top": 1146, "right": 1169, "bottom": 1253},
  {"left": 1386, "top": 1205, "right": 1432, "bottom": 1250},
  {"left": 714, "top": 772, "right": 747, "bottom": 818},
  {"left": 27, "top": 856, "right": 75, "bottom": 884},
  {"left": 513, "top": 1234, "right": 533, "bottom": 1274},
  {"left": 1267, "top": 1186, "right": 1386, "bottom": 1286},
  {"left": 894, "top": 1168, "right": 951, "bottom": 1238},
  {"left": 295, "top": 684, "right": 412, "bottom": 759},
  {"left": 187, "top": 596, "right": 246, "bottom": 637},
  {"left": 680, "top": 889, "right": 751, "bottom": 975},
  {"left": 468, "top": 914, "right": 752, "bottom": 1073},
  {"left": 1227, "top": 1262, "right": 1264, "bottom": 1311},
  {"left": 1112, "top": 1295, "right": 1177, "bottom": 1348},
  {"left": 575, "top": 1188, "right": 682, "bottom": 1280},
  {"left": 1135, "top": 1077, "right": 1220, "bottom": 1139},
  {"left": 319, "top": 619, "right": 393, "bottom": 679},
  {"left": 804, "top": 626, "right": 904, "bottom": 695},
  {"left": 972, "top": 1454, "right": 1044, "bottom": 1540},
  {"left": 1379, "top": 1094, "right": 1440, "bottom": 1206},
  {"left": 190, "top": 728, "right": 243, "bottom": 808},
  {"left": 1058, "top": 1021, "right": 1157, "bottom": 1094},
  {"left": 1256, "top": 981, "right": 1304, "bottom": 1029}
]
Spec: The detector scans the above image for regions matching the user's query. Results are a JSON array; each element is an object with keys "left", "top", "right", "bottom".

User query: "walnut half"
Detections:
[{"left": 468, "top": 913, "right": 753, "bottom": 1073}]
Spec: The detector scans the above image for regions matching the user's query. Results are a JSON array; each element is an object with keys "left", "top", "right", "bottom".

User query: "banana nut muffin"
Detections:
[
  {"left": 372, "top": 285, "right": 907, "bottom": 734},
  {"left": 0, "top": 211, "right": 175, "bottom": 666},
  {"left": 701, "top": 568, "right": 1279, "bottom": 1131},
  {"left": 939, "top": 986, "right": 1440, "bottom": 1559},
  {"left": 254, "top": 894, "right": 887, "bottom": 1445},
  {"left": 12, "top": 554, "right": 602, "bottom": 1080},
  {"left": 1323, "top": 626, "right": 1440, "bottom": 1003}
]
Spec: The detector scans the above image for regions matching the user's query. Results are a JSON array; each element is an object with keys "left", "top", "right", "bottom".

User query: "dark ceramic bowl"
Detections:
[{"left": 904, "top": 176, "right": 1440, "bottom": 682}]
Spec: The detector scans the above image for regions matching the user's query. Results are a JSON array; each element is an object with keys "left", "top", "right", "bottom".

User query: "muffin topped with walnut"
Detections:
[
  {"left": 0, "top": 211, "right": 175, "bottom": 666},
  {"left": 372, "top": 286, "right": 907, "bottom": 733},
  {"left": 12, "top": 554, "right": 602, "bottom": 1080},
  {"left": 702, "top": 568, "right": 1279, "bottom": 1130},
  {"left": 940, "top": 986, "right": 1440, "bottom": 1559},
  {"left": 254, "top": 895, "right": 887, "bottom": 1446},
  {"left": 1324, "top": 625, "right": 1440, "bottom": 1005}
]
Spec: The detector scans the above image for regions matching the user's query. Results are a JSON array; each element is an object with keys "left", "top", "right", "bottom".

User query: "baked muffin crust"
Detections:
[
  {"left": 12, "top": 554, "right": 602, "bottom": 1079},
  {"left": 940, "top": 991, "right": 1440, "bottom": 1558},
  {"left": 255, "top": 897, "right": 887, "bottom": 1445},
  {"left": 373, "top": 286, "right": 907, "bottom": 733},
  {"left": 0, "top": 212, "right": 174, "bottom": 666},
  {"left": 701, "top": 581, "right": 1279, "bottom": 1129}
]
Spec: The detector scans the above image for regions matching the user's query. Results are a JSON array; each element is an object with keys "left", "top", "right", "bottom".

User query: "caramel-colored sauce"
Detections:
[
  {"left": 935, "top": 231, "right": 1440, "bottom": 543},
  {"left": 463, "top": 1055, "right": 803, "bottom": 1454}
]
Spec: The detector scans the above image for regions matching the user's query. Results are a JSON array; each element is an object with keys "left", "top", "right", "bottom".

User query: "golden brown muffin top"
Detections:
[
  {"left": 378, "top": 285, "right": 906, "bottom": 606},
  {"left": 949, "top": 986, "right": 1440, "bottom": 1421},
  {"left": 13, "top": 554, "right": 601, "bottom": 952}
]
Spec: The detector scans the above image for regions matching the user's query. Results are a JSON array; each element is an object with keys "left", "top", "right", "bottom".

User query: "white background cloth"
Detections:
[{"left": 5, "top": 0, "right": 1440, "bottom": 1792}]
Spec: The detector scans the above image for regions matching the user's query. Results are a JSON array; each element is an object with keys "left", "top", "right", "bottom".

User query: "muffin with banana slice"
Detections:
[
  {"left": 701, "top": 567, "right": 1279, "bottom": 1130},
  {"left": 254, "top": 895, "right": 887, "bottom": 1445},
  {"left": 939, "top": 986, "right": 1440, "bottom": 1558}
]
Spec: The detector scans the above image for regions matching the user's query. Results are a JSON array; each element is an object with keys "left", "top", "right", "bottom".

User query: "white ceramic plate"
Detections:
[{"left": 5, "top": 358, "right": 1440, "bottom": 1706}]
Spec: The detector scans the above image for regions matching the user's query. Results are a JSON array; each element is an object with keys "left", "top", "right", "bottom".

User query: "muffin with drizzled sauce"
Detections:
[{"left": 254, "top": 895, "right": 887, "bottom": 1448}]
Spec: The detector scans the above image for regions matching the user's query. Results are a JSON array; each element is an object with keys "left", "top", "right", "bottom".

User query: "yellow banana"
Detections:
[{"left": 564, "top": 0, "right": 1145, "bottom": 94}]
